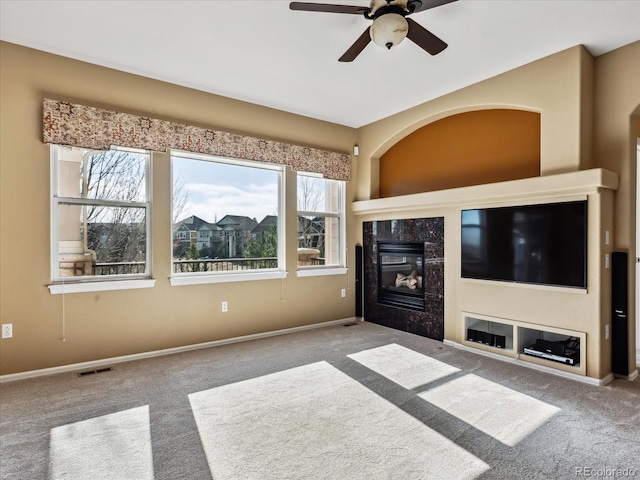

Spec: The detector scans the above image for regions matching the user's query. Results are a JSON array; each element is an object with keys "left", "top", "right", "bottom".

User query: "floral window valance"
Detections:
[{"left": 42, "top": 99, "right": 351, "bottom": 181}]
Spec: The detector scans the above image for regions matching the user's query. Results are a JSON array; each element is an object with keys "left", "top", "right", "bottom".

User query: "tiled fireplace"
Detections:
[{"left": 363, "top": 218, "right": 444, "bottom": 341}]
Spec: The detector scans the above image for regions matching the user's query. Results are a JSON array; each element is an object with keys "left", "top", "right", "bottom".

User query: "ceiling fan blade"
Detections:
[
  {"left": 290, "top": 2, "right": 369, "bottom": 15},
  {"left": 406, "top": 18, "right": 447, "bottom": 55},
  {"left": 338, "top": 27, "right": 371, "bottom": 62},
  {"left": 407, "top": 0, "right": 457, "bottom": 14}
]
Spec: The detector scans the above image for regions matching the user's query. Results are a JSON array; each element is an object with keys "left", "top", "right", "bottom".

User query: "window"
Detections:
[
  {"left": 171, "top": 151, "right": 284, "bottom": 283},
  {"left": 297, "top": 173, "right": 345, "bottom": 270},
  {"left": 50, "top": 145, "right": 152, "bottom": 287}
]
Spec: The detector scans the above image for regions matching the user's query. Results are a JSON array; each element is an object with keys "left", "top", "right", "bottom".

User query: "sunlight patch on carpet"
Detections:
[
  {"left": 348, "top": 343, "right": 460, "bottom": 389},
  {"left": 49, "top": 405, "right": 154, "bottom": 480},
  {"left": 189, "top": 361, "right": 488, "bottom": 480},
  {"left": 419, "top": 374, "right": 561, "bottom": 447}
]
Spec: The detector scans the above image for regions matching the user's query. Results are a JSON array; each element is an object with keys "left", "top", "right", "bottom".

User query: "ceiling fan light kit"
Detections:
[
  {"left": 290, "top": 0, "right": 456, "bottom": 61},
  {"left": 370, "top": 12, "right": 409, "bottom": 49}
]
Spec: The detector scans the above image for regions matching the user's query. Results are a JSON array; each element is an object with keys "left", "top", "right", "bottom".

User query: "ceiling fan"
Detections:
[{"left": 290, "top": 0, "right": 457, "bottom": 62}]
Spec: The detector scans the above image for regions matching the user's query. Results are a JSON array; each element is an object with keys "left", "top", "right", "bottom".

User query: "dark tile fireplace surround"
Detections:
[{"left": 363, "top": 218, "right": 444, "bottom": 341}]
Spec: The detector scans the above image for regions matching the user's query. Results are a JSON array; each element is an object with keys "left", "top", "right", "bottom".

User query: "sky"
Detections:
[{"left": 172, "top": 156, "right": 279, "bottom": 225}]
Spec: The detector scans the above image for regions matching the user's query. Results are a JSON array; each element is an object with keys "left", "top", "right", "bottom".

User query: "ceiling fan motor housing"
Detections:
[{"left": 368, "top": 0, "right": 411, "bottom": 16}]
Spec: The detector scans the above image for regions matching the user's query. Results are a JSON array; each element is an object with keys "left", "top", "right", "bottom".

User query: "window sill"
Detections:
[
  {"left": 48, "top": 279, "right": 156, "bottom": 294},
  {"left": 297, "top": 267, "right": 348, "bottom": 277},
  {"left": 170, "top": 270, "right": 287, "bottom": 286}
]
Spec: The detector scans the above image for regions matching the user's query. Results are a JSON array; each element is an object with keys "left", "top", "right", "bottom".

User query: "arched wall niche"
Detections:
[
  {"left": 378, "top": 108, "right": 541, "bottom": 197},
  {"left": 369, "top": 106, "right": 487, "bottom": 160}
]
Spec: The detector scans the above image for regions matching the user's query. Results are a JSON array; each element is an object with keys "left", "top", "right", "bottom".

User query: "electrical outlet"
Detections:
[
  {"left": 221, "top": 301, "right": 228, "bottom": 313},
  {"left": 341, "top": 289, "right": 346, "bottom": 298},
  {"left": 605, "top": 324, "right": 610, "bottom": 340},
  {"left": 2, "top": 323, "right": 13, "bottom": 339}
]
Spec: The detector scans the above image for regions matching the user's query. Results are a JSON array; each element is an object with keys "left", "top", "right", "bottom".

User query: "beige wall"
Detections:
[
  {"left": 354, "top": 43, "right": 640, "bottom": 380},
  {"left": 593, "top": 41, "right": 640, "bottom": 375},
  {"left": 2, "top": 40, "right": 638, "bottom": 379},
  {"left": 355, "top": 45, "right": 594, "bottom": 201},
  {"left": 0, "top": 42, "right": 358, "bottom": 375}
]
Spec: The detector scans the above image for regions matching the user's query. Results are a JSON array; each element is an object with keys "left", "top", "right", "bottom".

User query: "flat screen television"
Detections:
[{"left": 461, "top": 200, "right": 587, "bottom": 289}]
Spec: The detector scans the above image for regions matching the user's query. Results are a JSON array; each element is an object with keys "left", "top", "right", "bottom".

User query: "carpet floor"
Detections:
[{"left": 1, "top": 321, "right": 639, "bottom": 479}]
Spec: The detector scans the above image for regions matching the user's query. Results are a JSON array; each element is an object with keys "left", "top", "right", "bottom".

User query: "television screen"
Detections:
[{"left": 461, "top": 201, "right": 587, "bottom": 288}]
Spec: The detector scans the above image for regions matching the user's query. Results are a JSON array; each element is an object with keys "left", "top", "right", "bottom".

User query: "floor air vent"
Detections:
[{"left": 78, "top": 367, "right": 113, "bottom": 377}]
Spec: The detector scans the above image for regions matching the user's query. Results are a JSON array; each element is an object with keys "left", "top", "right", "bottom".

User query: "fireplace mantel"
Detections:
[{"left": 352, "top": 168, "right": 618, "bottom": 216}]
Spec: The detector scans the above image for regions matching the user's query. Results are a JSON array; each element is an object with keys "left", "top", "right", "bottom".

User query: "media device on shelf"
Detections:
[
  {"left": 522, "top": 336, "right": 580, "bottom": 366},
  {"left": 461, "top": 200, "right": 587, "bottom": 289},
  {"left": 467, "top": 328, "right": 506, "bottom": 349}
]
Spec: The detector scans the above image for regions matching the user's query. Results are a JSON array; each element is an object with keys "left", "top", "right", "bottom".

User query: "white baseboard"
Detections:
[
  {"left": 614, "top": 368, "right": 639, "bottom": 381},
  {"left": 0, "top": 317, "right": 359, "bottom": 383},
  {"left": 443, "top": 339, "right": 615, "bottom": 387}
]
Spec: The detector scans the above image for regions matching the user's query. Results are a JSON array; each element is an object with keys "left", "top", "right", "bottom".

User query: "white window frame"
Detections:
[
  {"left": 169, "top": 150, "right": 286, "bottom": 286},
  {"left": 48, "top": 145, "right": 155, "bottom": 294},
  {"left": 296, "top": 171, "right": 347, "bottom": 277}
]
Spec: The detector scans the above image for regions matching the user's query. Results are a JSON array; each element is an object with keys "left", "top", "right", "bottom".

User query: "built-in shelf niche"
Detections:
[
  {"left": 462, "top": 312, "right": 586, "bottom": 376},
  {"left": 465, "top": 317, "right": 514, "bottom": 352}
]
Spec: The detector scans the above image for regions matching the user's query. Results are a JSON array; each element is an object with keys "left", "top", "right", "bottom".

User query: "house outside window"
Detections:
[
  {"left": 297, "top": 172, "right": 345, "bottom": 269},
  {"left": 50, "top": 145, "right": 151, "bottom": 283},
  {"left": 171, "top": 152, "right": 284, "bottom": 280}
]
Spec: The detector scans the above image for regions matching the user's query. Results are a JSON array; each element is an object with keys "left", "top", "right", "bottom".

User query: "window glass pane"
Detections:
[
  {"left": 297, "top": 176, "right": 325, "bottom": 213},
  {"left": 297, "top": 215, "right": 342, "bottom": 266},
  {"left": 172, "top": 154, "right": 281, "bottom": 274},
  {"left": 55, "top": 147, "right": 83, "bottom": 199},
  {"left": 297, "top": 215, "right": 324, "bottom": 266},
  {"left": 323, "top": 216, "right": 342, "bottom": 265},
  {"left": 55, "top": 148, "right": 147, "bottom": 202},
  {"left": 56, "top": 204, "right": 147, "bottom": 277},
  {"left": 85, "top": 150, "right": 147, "bottom": 202},
  {"left": 297, "top": 176, "right": 340, "bottom": 214}
]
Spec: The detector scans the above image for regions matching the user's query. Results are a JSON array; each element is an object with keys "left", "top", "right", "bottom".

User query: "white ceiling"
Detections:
[{"left": 1, "top": 0, "right": 639, "bottom": 128}]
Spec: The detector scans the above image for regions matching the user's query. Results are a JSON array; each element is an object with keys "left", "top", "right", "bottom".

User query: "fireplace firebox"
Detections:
[{"left": 377, "top": 242, "right": 425, "bottom": 311}]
